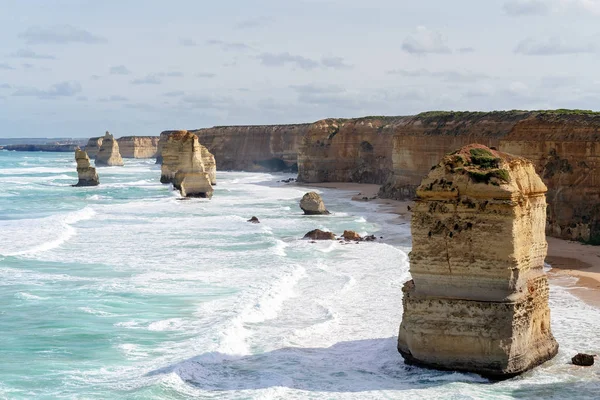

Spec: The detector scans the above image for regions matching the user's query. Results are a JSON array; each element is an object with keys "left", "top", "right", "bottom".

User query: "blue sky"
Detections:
[{"left": 1, "top": 0, "right": 599, "bottom": 137}]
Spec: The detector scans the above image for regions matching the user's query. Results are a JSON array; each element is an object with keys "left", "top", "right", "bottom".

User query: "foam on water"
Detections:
[{"left": 1, "top": 151, "right": 600, "bottom": 400}]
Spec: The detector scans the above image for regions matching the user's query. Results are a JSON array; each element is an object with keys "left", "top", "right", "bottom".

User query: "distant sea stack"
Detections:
[
  {"left": 85, "top": 136, "right": 103, "bottom": 159},
  {"left": 397, "top": 144, "right": 558, "bottom": 379},
  {"left": 117, "top": 136, "right": 159, "bottom": 158},
  {"left": 73, "top": 148, "right": 99, "bottom": 186},
  {"left": 160, "top": 130, "right": 215, "bottom": 198},
  {"left": 95, "top": 132, "right": 124, "bottom": 166}
]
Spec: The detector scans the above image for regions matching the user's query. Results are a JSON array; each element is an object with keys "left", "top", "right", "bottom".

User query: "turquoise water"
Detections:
[{"left": 0, "top": 150, "right": 599, "bottom": 399}]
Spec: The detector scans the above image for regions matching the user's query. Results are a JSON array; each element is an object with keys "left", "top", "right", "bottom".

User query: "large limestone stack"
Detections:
[
  {"left": 95, "top": 132, "right": 124, "bottom": 166},
  {"left": 160, "top": 131, "right": 214, "bottom": 198},
  {"left": 73, "top": 148, "right": 99, "bottom": 186},
  {"left": 398, "top": 144, "right": 558, "bottom": 379},
  {"left": 85, "top": 136, "right": 103, "bottom": 159},
  {"left": 160, "top": 130, "right": 216, "bottom": 186}
]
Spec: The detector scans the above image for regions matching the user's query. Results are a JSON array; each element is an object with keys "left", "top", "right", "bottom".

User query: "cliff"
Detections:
[
  {"left": 85, "top": 137, "right": 103, "bottom": 159},
  {"left": 117, "top": 136, "right": 160, "bottom": 158},
  {"left": 160, "top": 130, "right": 216, "bottom": 186},
  {"left": 398, "top": 144, "right": 558, "bottom": 378},
  {"left": 95, "top": 132, "right": 124, "bottom": 167},
  {"left": 1, "top": 144, "right": 80, "bottom": 152}
]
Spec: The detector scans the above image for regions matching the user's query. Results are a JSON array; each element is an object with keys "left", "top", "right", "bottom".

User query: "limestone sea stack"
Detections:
[
  {"left": 84, "top": 136, "right": 103, "bottom": 159},
  {"left": 397, "top": 144, "right": 558, "bottom": 379},
  {"left": 95, "top": 132, "right": 124, "bottom": 166},
  {"left": 300, "top": 192, "right": 330, "bottom": 215},
  {"left": 73, "top": 148, "right": 99, "bottom": 186},
  {"left": 160, "top": 130, "right": 217, "bottom": 186},
  {"left": 160, "top": 131, "right": 214, "bottom": 198}
]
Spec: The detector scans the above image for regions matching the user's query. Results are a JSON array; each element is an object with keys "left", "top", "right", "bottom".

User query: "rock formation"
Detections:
[
  {"left": 397, "top": 144, "right": 558, "bottom": 379},
  {"left": 160, "top": 131, "right": 214, "bottom": 198},
  {"left": 95, "top": 132, "right": 124, "bottom": 166},
  {"left": 303, "top": 229, "right": 336, "bottom": 240},
  {"left": 73, "top": 148, "right": 99, "bottom": 186},
  {"left": 572, "top": 353, "right": 595, "bottom": 366},
  {"left": 117, "top": 136, "right": 160, "bottom": 158},
  {"left": 159, "top": 130, "right": 216, "bottom": 185},
  {"left": 300, "top": 192, "right": 330, "bottom": 215},
  {"left": 342, "top": 230, "right": 361, "bottom": 241},
  {"left": 85, "top": 136, "right": 103, "bottom": 158},
  {"left": 248, "top": 216, "right": 260, "bottom": 223}
]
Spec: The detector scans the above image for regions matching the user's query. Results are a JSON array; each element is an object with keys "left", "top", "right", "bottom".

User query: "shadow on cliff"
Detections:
[{"left": 145, "top": 337, "right": 488, "bottom": 393}]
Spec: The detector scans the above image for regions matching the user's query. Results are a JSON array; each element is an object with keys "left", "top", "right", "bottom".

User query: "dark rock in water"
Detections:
[
  {"left": 572, "top": 353, "right": 595, "bottom": 366},
  {"left": 248, "top": 216, "right": 260, "bottom": 223},
  {"left": 342, "top": 230, "right": 362, "bottom": 241},
  {"left": 279, "top": 178, "right": 297, "bottom": 183},
  {"left": 364, "top": 235, "right": 377, "bottom": 241},
  {"left": 304, "top": 229, "right": 336, "bottom": 240}
]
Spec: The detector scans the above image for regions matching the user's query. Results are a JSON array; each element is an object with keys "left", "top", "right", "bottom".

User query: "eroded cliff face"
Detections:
[
  {"left": 191, "top": 124, "right": 309, "bottom": 172},
  {"left": 297, "top": 118, "right": 396, "bottom": 184},
  {"left": 398, "top": 144, "right": 558, "bottom": 378},
  {"left": 160, "top": 130, "right": 216, "bottom": 186},
  {"left": 85, "top": 137, "right": 103, "bottom": 159},
  {"left": 117, "top": 136, "right": 159, "bottom": 158},
  {"left": 95, "top": 132, "right": 124, "bottom": 166}
]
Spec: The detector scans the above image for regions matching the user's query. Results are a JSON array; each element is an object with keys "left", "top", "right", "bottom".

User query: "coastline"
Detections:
[{"left": 301, "top": 182, "right": 600, "bottom": 309}]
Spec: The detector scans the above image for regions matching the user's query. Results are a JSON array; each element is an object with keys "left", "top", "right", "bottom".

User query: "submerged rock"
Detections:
[
  {"left": 248, "top": 216, "right": 260, "bottom": 223},
  {"left": 303, "top": 229, "right": 336, "bottom": 240},
  {"left": 300, "top": 192, "right": 330, "bottom": 215},
  {"left": 572, "top": 353, "right": 595, "bottom": 366},
  {"left": 73, "top": 148, "right": 99, "bottom": 187},
  {"left": 95, "top": 131, "right": 124, "bottom": 166},
  {"left": 398, "top": 144, "right": 558, "bottom": 379}
]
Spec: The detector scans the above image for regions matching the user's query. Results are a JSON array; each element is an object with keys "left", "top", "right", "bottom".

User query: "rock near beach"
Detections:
[
  {"left": 397, "top": 144, "right": 559, "bottom": 379},
  {"left": 95, "top": 132, "right": 124, "bottom": 166},
  {"left": 73, "top": 148, "right": 99, "bottom": 187},
  {"left": 300, "top": 192, "right": 330, "bottom": 215},
  {"left": 303, "top": 229, "right": 336, "bottom": 240}
]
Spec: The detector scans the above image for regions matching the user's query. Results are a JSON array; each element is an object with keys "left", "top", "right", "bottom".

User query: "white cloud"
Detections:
[
  {"left": 402, "top": 26, "right": 451, "bottom": 54},
  {"left": 514, "top": 36, "right": 596, "bottom": 55},
  {"left": 19, "top": 25, "right": 106, "bottom": 45},
  {"left": 12, "top": 81, "right": 82, "bottom": 98},
  {"left": 9, "top": 49, "right": 55, "bottom": 59}
]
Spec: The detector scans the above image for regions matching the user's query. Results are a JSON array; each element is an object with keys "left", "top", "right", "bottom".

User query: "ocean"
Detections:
[{"left": 0, "top": 150, "right": 599, "bottom": 399}]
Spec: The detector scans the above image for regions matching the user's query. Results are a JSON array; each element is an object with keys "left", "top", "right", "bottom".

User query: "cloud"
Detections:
[
  {"left": 387, "top": 68, "right": 489, "bottom": 82},
  {"left": 0, "top": 63, "right": 15, "bottom": 70},
  {"left": 258, "top": 52, "right": 320, "bottom": 69},
  {"left": 12, "top": 81, "right": 82, "bottom": 99},
  {"left": 18, "top": 25, "right": 106, "bottom": 45},
  {"left": 290, "top": 84, "right": 346, "bottom": 95},
  {"left": 98, "top": 95, "right": 128, "bottom": 102},
  {"left": 9, "top": 49, "right": 55, "bottom": 59},
  {"left": 179, "top": 38, "right": 197, "bottom": 46},
  {"left": 206, "top": 39, "right": 251, "bottom": 51},
  {"left": 157, "top": 71, "right": 184, "bottom": 77},
  {"left": 0, "top": 83, "right": 11, "bottom": 89},
  {"left": 514, "top": 36, "right": 596, "bottom": 55},
  {"left": 163, "top": 90, "right": 185, "bottom": 97},
  {"left": 124, "top": 103, "right": 159, "bottom": 112},
  {"left": 130, "top": 75, "right": 162, "bottom": 85},
  {"left": 90, "top": 75, "right": 101, "bottom": 80},
  {"left": 503, "top": 0, "right": 551, "bottom": 15},
  {"left": 181, "top": 94, "right": 234, "bottom": 110},
  {"left": 402, "top": 26, "right": 451, "bottom": 54},
  {"left": 196, "top": 72, "right": 216, "bottom": 78},
  {"left": 235, "top": 16, "right": 274, "bottom": 29},
  {"left": 109, "top": 65, "right": 131, "bottom": 75},
  {"left": 22, "top": 63, "right": 34, "bottom": 69},
  {"left": 321, "top": 56, "right": 353, "bottom": 69},
  {"left": 458, "top": 47, "right": 475, "bottom": 53},
  {"left": 76, "top": 96, "right": 88, "bottom": 101}
]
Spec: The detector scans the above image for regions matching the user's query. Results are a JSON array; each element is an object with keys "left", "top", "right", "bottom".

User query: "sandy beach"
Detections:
[{"left": 303, "top": 182, "right": 600, "bottom": 308}]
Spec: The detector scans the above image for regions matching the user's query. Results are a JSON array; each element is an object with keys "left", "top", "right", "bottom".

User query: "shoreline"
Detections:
[{"left": 301, "top": 181, "right": 600, "bottom": 309}]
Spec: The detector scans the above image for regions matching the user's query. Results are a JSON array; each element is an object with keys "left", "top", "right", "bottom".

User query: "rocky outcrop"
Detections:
[
  {"left": 303, "top": 229, "right": 336, "bottom": 240},
  {"left": 117, "top": 136, "right": 159, "bottom": 158},
  {"left": 397, "top": 144, "right": 558, "bottom": 379},
  {"left": 342, "top": 230, "right": 361, "bottom": 241},
  {"left": 160, "top": 131, "right": 214, "bottom": 198},
  {"left": 299, "top": 192, "right": 330, "bottom": 215},
  {"left": 95, "top": 132, "right": 124, "bottom": 166},
  {"left": 248, "top": 216, "right": 260, "bottom": 223},
  {"left": 85, "top": 137, "right": 103, "bottom": 159},
  {"left": 73, "top": 148, "right": 99, "bottom": 186},
  {"left": 159, "top": 130, "right": 216, "bottom": 186},
  {"left": 572, "top": 353, "right": 595, "bottom": 366}
]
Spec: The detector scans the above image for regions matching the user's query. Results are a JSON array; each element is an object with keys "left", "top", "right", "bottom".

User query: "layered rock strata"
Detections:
[
  {"left": 85, "top": 136, "right": 103, "bottom": 159},
  {"left": 159, "top": 130, "right": 216, "bottom": 186},
  {"left": 117, "top": 136, "right": 160, "bottom": 158},
  {"left": 160, "top": 131, "right": 214, "bottom": 198},
  {"left": 299, "top": 192, "right": 329, "bottom": 215},
  {"left": 73, "top": 148, "right": 99, "bottom": 186},
  {"left": 95, "top": 132, "right": 124, "bottom": 166},
  {"left": 397, "top": 144, "right": 558, "bottom": 378}
]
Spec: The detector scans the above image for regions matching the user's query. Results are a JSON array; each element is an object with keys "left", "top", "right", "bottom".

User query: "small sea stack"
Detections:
[
  {"left": 160, "top": 130, "right": 217, "bottom": 186},
  {"left": 300, "top": 192, "right": 330, "bottom": 215},
  {"left": 161, "top": 131, "right": 214, "bottom": 198},
  {"left": 95, "top": 131, "right": 124, "bottom": 166},
  {"left": 397, "top": 144, "right": 558, "bottom": 379},
  {"left": 73, "top": 148, "right": 99, "bottom": 187}
]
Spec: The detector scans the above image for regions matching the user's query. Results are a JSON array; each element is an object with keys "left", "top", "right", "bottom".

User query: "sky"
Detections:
[{"left": 0, "top": 0, "right": 599, "bottom": 137}]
